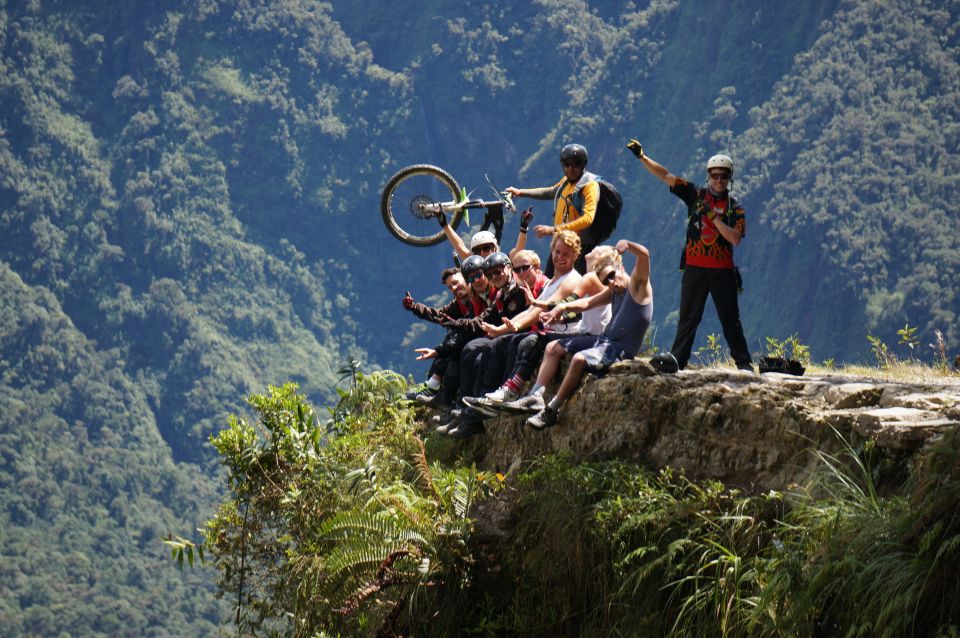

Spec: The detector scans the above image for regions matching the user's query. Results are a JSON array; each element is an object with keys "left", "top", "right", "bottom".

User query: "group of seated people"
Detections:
[{"left": 402, "top": 223, "right": 653, "bottom": 439}]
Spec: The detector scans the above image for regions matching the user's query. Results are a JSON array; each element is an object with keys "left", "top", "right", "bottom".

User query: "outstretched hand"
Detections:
[
  {"left": 626, "top": 139, "right": 644, "bottom": 160},
  {"left": 414, "top": 347, "right": 437, "bottom": 360},
  {"left": 402, "top": 291, "right": 415, "bottom": 310}
]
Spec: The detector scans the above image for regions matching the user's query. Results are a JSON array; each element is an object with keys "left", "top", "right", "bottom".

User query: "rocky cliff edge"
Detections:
[{"left": 458, "top": 362, "right": 960, "bottom": 491}]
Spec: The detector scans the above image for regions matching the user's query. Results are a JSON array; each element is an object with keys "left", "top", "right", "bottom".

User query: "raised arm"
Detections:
[
  {"left": 615, "top": 238, "right": 653, "bottom": 304},
  {"left": 441, "top": 222, "right": 471, "bottom": 260},
  {"left": 627, "top": 140, "right": 678, "bottom": 188},
  {"left": 508, "top": 208, "right": 534, "bottom": 259}
]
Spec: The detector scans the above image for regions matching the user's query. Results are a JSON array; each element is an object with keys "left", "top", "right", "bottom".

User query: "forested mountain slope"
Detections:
[{"left": 0, "top": 0, "right": 957, "bottom": 634}]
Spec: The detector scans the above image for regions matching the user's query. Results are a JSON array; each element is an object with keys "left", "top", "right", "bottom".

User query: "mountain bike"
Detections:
[{"left": 380, "top": 164, "right": 517, "bottom": 247}]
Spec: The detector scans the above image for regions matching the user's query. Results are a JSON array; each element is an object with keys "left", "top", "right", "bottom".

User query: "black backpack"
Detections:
[{"left": 567, "top": 172, "right": 623, "bottom": 246}]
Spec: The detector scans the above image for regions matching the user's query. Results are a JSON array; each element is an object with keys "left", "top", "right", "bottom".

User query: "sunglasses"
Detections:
[
  {"left": 708, "top": 172, "right": 731, "bottom": 182},
  {"left": 562, "top": 160, "right": 583, "bottom": 169},
  {"left": 465, "top": 272, "right": 484, "bottom": 283},
  {"left": 485, "top": 266, "right": 508, "bottom": 278},
  {"left": 513, "top": 264, "right": 533, "bottom": 274},
  {"left": 601, "top": 270, "right": 617, "bottom": 285},
  {"left": 472, "top": 243, "right": 496, "bottom": 255}
]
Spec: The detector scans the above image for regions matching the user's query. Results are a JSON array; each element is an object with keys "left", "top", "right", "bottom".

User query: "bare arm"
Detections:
[
  {"left": 543, "top": 286, "right": 613, "bottom": 324},
  {"left": 442, "top": 223, "right": 471, "bottom": 260},
  {"left": 616, "top": 239, "right": 653, "bottom": 305},
  {"left": 639, "top": 154, "right": 677, "bottom": 188},
  {"left": 627, "top": 140, "right": 678, "bottom": 188}
]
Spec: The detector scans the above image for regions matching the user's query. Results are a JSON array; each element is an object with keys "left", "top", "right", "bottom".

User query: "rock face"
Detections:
[{"left": 465, "top": 362, "right": 960, "bottom": 490}]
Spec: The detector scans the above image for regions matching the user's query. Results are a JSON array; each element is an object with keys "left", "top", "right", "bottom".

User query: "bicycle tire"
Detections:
[{"left": 380, "top": 164, "right": 464, "bottom": 247}]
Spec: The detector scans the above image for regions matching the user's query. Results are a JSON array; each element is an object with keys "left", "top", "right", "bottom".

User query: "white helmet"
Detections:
[
  {"left": 470, "top": 230, "right": 498, "bottom": 250},
  {"left": 706, "top": 154, "right": 734, "bottom": 174}
]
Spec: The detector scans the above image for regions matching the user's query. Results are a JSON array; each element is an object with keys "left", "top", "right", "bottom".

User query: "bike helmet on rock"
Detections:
[
  {"left": 461, "top": 255, "right": 486, "bottom": 281},
  {"left": 706, "top": 154, "right": 734, "bottom": 174},
  {"left": 470, "top": 230, "right": 498, "bottom": 250},
  {"left": 560, "top": 143, "right": 588, "bottom": 167},
  {"left": 482, "top": 252, "right": 512, "bottom": 274}
]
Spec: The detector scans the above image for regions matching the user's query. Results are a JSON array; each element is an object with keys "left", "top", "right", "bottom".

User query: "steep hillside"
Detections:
[
  {"left": 1, "top": 0, "right": 958, "bottom": 634},
  {"left": 0, "top": 264, "right": 223, "bottom": 635}
]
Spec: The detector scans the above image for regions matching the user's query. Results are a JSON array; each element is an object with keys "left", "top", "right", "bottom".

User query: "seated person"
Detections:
[
  {"left": 437, "top": 251, "right": 532, "bottom": 439},
  {"left": 474, "top": 245, "right": 618, "bottom": 412},
  {"left": 523, "top": 239, "right": 654, "bottom": 430},
  {"left": 420, "top": 255, "right": 492, "bottom": 411},
  {"left": 459, "top": 231, "right": 585, "bottom": 413},
  {"left": 402, "top": 266, "right": 479, "bottom": 407},
  {"left": 511, "top": 249, "right": 549, "bottom": 298}
]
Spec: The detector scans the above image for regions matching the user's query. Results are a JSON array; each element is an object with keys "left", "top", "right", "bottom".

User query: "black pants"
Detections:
[
  {"left": 428, "top": 329, "right": 474, "bottom": 379},
  {"left": 456, "top": 337, "right": 493, "bottom": 403},
  {"left": 671, "top": 266, "right": 750, "bottom": 369},
  {"left": 437, "top": 331, "right": 481, "bottom": 405}
]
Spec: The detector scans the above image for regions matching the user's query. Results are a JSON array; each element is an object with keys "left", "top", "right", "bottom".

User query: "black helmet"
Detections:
[
  {"left": 650, "top": 352, "right": 679, "bottom": 374},
  {"left": 482, "top": 251, "right": 511, "bottom": 274},
  {"left": 560, "top": 143, "right": 588, "bottom": 166},
  {"left": 461, "top": 255, "right": 486, "bottom": 281}
]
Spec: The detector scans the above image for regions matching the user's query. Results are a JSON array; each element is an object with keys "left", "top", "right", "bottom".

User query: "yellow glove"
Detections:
[{"left": 626, "top": 139, "right": 644, "bottom": 160}]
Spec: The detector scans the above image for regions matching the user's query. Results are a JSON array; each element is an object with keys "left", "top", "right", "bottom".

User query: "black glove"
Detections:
[
  {"left": 626, "top": 139, "right": 644, "bottom": 160},
  {"left": 402, "top": 291, "right": 415, "bottom": 310},
  {"left": 519, "top": 207, "right": 533, "bottom": 232},
  {"left": 436, "top": 211, "right": 448, "bottom": 228}
]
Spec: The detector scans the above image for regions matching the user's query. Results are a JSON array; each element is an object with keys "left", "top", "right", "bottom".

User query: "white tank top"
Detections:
[
  {"left": 580, "top": 295, "right": 612, "bottom": 335},
  {"left": 538, "top": 270, "right": 581, "bottom": 334}
]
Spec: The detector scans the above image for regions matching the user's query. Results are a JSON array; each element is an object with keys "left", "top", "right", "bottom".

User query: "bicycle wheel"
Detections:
[{"left": 380, "top": 164, "right": 464, "bottom": 247}]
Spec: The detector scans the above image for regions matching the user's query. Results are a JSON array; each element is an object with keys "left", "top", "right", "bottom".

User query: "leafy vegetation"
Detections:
[
  {"left": 199, "top": 379, "right": 960, "bottom": 637},
  {"left": 202, "top": 380, "right": 502, "bottom": 636}
]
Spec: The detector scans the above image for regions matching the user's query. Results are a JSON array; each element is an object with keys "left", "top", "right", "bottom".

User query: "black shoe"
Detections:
[
  {"left": 448, "top": 418, "right": 484, "bottom": 439},
  {"left": 736, "top": 361, "right": 755, "bottom": 372},
  {"left": 650, "top": 352, "right": 679, "bottom": 374},
  {"left": 435, "top": 416, "right": 459, "bottom": 435},
  {"left": 526, "top": 406, "right": 559, "bottom": 430},
  {"left": 404, "top": 382, "right": 429, "bottom": 400}
]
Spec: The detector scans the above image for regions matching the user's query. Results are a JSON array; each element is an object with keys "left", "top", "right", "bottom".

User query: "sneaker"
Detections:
[
  {"left": 448, "top": 418, "right": 484, "bottom": 439},
  {"left": 526, "top": 406, "right": 559, "bottom": 430},
  {"left": 435, "top": 416, "right": 459, "bottom": 435},
  {"left": 484, "top": 386, "right": 520, "bottom": 404},
  {"left": 650, "top": 352, "right": 679, "bottom": 374},
  {"left": 462, "top": 396, "right": 500, "bottom": 418},
  {"left": 417, "top": 390, "right": 449, "bottom": 411},
  {"left": 404, "top": 383, "right": 428, "bottom": 400},
  {"left": 500, "top": 393, "right": 546, "bottom": 415},
  {"left": 736, "top": 361, "right": 755, "bottom": 373},
  {"left": 414, "top": 386, "right": 438, "bottom": 404}
]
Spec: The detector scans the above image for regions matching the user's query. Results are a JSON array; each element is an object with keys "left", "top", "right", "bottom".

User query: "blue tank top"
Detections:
[{"left": 603, "top": 290, "right": 652, "bottom": 356}]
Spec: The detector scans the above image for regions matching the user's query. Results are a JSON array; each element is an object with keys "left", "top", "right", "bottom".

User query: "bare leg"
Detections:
[
  {"left": 534, "top": 340, "right": 567, "bottom": 388},
  {"left": 553, "top": 353, "right": 587, "bottom": 405}
]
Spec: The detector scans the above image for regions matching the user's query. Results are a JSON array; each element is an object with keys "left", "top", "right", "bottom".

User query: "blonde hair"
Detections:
[
  {"left": 586, "top": 245, "right": 619, "bottom": 270},
  {"left": 512, "top": 249, "right": 541, "bottom": 269},
  {"left": 591, "top": 246, "right": 622, "bottom": 275},
  {"left": 550, "top": 229, "right": 582, "bottom": 256}
]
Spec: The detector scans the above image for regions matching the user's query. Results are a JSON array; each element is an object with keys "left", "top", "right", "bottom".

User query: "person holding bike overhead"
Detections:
[{"left": 506, "top": 143, "right": 599, "bottom": 276}]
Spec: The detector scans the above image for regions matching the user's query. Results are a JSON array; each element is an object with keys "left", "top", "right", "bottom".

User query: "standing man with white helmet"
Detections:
[{"left": 627, "top": 140, "right": 752, "bottom": 372}]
